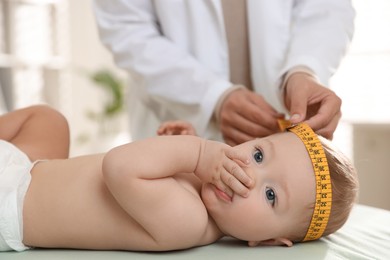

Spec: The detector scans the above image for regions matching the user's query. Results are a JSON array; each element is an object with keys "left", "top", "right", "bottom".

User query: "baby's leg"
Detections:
[{"left": 0, "top": 105, "right": 70, "bottom": 160}]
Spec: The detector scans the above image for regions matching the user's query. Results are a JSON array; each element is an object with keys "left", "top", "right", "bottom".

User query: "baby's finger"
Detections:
[
  {"left": 220, "top": 168, "right": 250, "bottom": 197},
  {"left": 225, "top": 148, "right": 250, "bottom": 166},
  {"left": 214, "top": 180, "right": 234, "bottom": 199},
  {"left": 157, "top": 123, "right": 174, "bottom": 135},
  {"left": 225, "top": 158, "right": 253, "bottom": 188}
]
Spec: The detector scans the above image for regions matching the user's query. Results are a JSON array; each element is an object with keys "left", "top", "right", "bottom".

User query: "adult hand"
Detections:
[
  {"left": 284, "top": 72, "right": 342, "bottom": 139},
  {"left": 219, "top": 89, "right": 283, "bottom": 146}
]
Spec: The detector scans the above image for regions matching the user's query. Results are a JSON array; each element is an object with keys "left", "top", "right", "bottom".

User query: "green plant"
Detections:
[
  {"left": 76, "top": 69, "right": 127, "bottom": 147},
  {"left": 90, "top": 69, "right": 125, "bottom": 118}
]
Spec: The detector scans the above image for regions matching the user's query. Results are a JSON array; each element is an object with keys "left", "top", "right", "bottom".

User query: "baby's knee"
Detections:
[
  {"left": 29, "top": 105, "right": 70, "bottom": 147},
  {"left": 32, "top": 105, "right": 68, "bottom": 130}
]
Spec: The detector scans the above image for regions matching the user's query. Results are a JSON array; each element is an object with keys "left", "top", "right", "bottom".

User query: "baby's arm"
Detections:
[
  {"left": 0, "top": 105, "right": 70, "bottom": 160},
  {"left": 103, "top": 135, "right": 251, "bottom": 199},
  {"left": 102, "top": 135, "right": 251, "bottom": 249}
]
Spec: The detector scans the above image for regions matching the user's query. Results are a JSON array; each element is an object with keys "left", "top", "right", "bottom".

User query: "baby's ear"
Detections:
[{"left": 248, "top": 238, "right": 293, "bottom": 247}]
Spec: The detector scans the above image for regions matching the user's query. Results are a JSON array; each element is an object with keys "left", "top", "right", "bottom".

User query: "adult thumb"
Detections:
[{"left": 287, "top": 88, "right": 308, "bottom": 124}]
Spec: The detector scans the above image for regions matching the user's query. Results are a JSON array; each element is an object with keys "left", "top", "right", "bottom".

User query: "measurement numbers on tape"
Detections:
[{"left": 278, "top": 119, "right": 332, "bottom": 241}]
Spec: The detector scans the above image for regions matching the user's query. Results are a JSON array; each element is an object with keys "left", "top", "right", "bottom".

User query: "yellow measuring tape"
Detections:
[{"left": 278, "top": 119, "right": 332, "bottom": 241}]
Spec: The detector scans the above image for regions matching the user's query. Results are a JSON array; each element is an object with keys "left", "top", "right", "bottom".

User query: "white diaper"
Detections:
[{"left": 0, "top": 140, "right": 33, "bottom": 252}]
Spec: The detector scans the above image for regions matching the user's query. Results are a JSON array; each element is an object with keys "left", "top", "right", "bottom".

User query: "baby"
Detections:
[{"left": 0, "top": 105, "right": 358, "bottom": 251}]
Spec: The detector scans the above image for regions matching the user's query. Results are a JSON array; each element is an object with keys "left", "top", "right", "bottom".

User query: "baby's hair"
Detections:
[
  {"left": 320, "top": 136, "right": 359, "bottom": 237},
  {"left": 289, "top": 135, "right": 359, "bottom": 242}
]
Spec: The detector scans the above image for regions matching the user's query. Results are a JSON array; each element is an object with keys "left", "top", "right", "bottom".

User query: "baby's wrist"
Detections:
[{"left": 194, "top": 139, "right": 207, "bottom": 178}]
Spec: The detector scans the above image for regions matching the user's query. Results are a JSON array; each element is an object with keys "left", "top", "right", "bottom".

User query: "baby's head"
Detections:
[
  {"left": 286, "top": 132, "right": 359, "bottom": 243},
  {"left": 201, "top": 123, "right": 359, "bottom": 247}
]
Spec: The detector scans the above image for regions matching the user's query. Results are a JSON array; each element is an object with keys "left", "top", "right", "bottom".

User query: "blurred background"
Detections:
[{"left": 0, "top": 0, "right": 389, "bottom": 210}]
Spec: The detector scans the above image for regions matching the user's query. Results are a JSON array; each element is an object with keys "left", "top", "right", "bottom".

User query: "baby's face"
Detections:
[{"left": 201, "top": 132, "right": 315, "bottom": 244}]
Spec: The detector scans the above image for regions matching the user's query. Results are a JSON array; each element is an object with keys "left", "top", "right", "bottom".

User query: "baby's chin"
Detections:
[{"left": 200, "top": 183, "right": 233, "bottom": 225}]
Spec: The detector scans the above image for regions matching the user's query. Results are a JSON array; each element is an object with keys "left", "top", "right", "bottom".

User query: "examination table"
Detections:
[{"left": 2, "top": 204, "right": 390, "bottom": 260}]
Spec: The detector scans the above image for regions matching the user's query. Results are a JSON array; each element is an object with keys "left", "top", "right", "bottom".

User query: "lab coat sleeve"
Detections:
[
  {"left": 93, "top": 0, "right": 231, "bottom": 135},
  {"left": 280, "top": 0, "right": 355, "bottom": 85}
]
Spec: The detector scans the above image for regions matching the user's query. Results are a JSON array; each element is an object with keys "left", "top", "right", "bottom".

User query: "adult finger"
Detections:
[
  {"left": 286, "top": 85, "right": 308, "bottom": 124},
  {"left": 307, "top": 111, "right": 341, "bottom": 140},
  {"left": 305, "top": 96, "right": 342, "bottom": 138},
  {"left": 246, "top": 94, "right": 283, "bottom": 131},
  {"left": 221, "top": 114, "right": 274, "bottom": 144},
  {"left": 220, "top": 90, "right": 281, "bottom": 134}
]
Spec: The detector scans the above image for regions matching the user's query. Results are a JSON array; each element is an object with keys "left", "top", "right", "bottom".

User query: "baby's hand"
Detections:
[
  {"left": 195, "top": 140, "right": 252, "bottom": 198},
  {"left": 157, "top": 121, "right": 197, "bottom": 136}
]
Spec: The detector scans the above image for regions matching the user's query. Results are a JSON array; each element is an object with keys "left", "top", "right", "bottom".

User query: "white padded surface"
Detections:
[{"left": 2, "top": 204, "right": 389, "bottom": 259}]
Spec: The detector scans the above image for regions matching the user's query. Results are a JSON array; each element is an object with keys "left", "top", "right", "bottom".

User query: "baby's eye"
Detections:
[
  {"left": 265, "top": 188, "right": 276, "bottom": 207},
  {"left": 253, "top": 149, "right": 263, "bottom": 163}
]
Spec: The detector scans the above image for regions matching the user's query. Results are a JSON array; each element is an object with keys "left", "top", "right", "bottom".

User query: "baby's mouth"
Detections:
[{"left": 215, "top": 186, "right": 233, "bottom": 202}]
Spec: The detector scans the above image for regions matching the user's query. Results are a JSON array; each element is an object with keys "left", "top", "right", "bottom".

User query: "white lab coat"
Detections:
[{"left": 93, "top": 0, "right": 355, "bottom": 141}]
